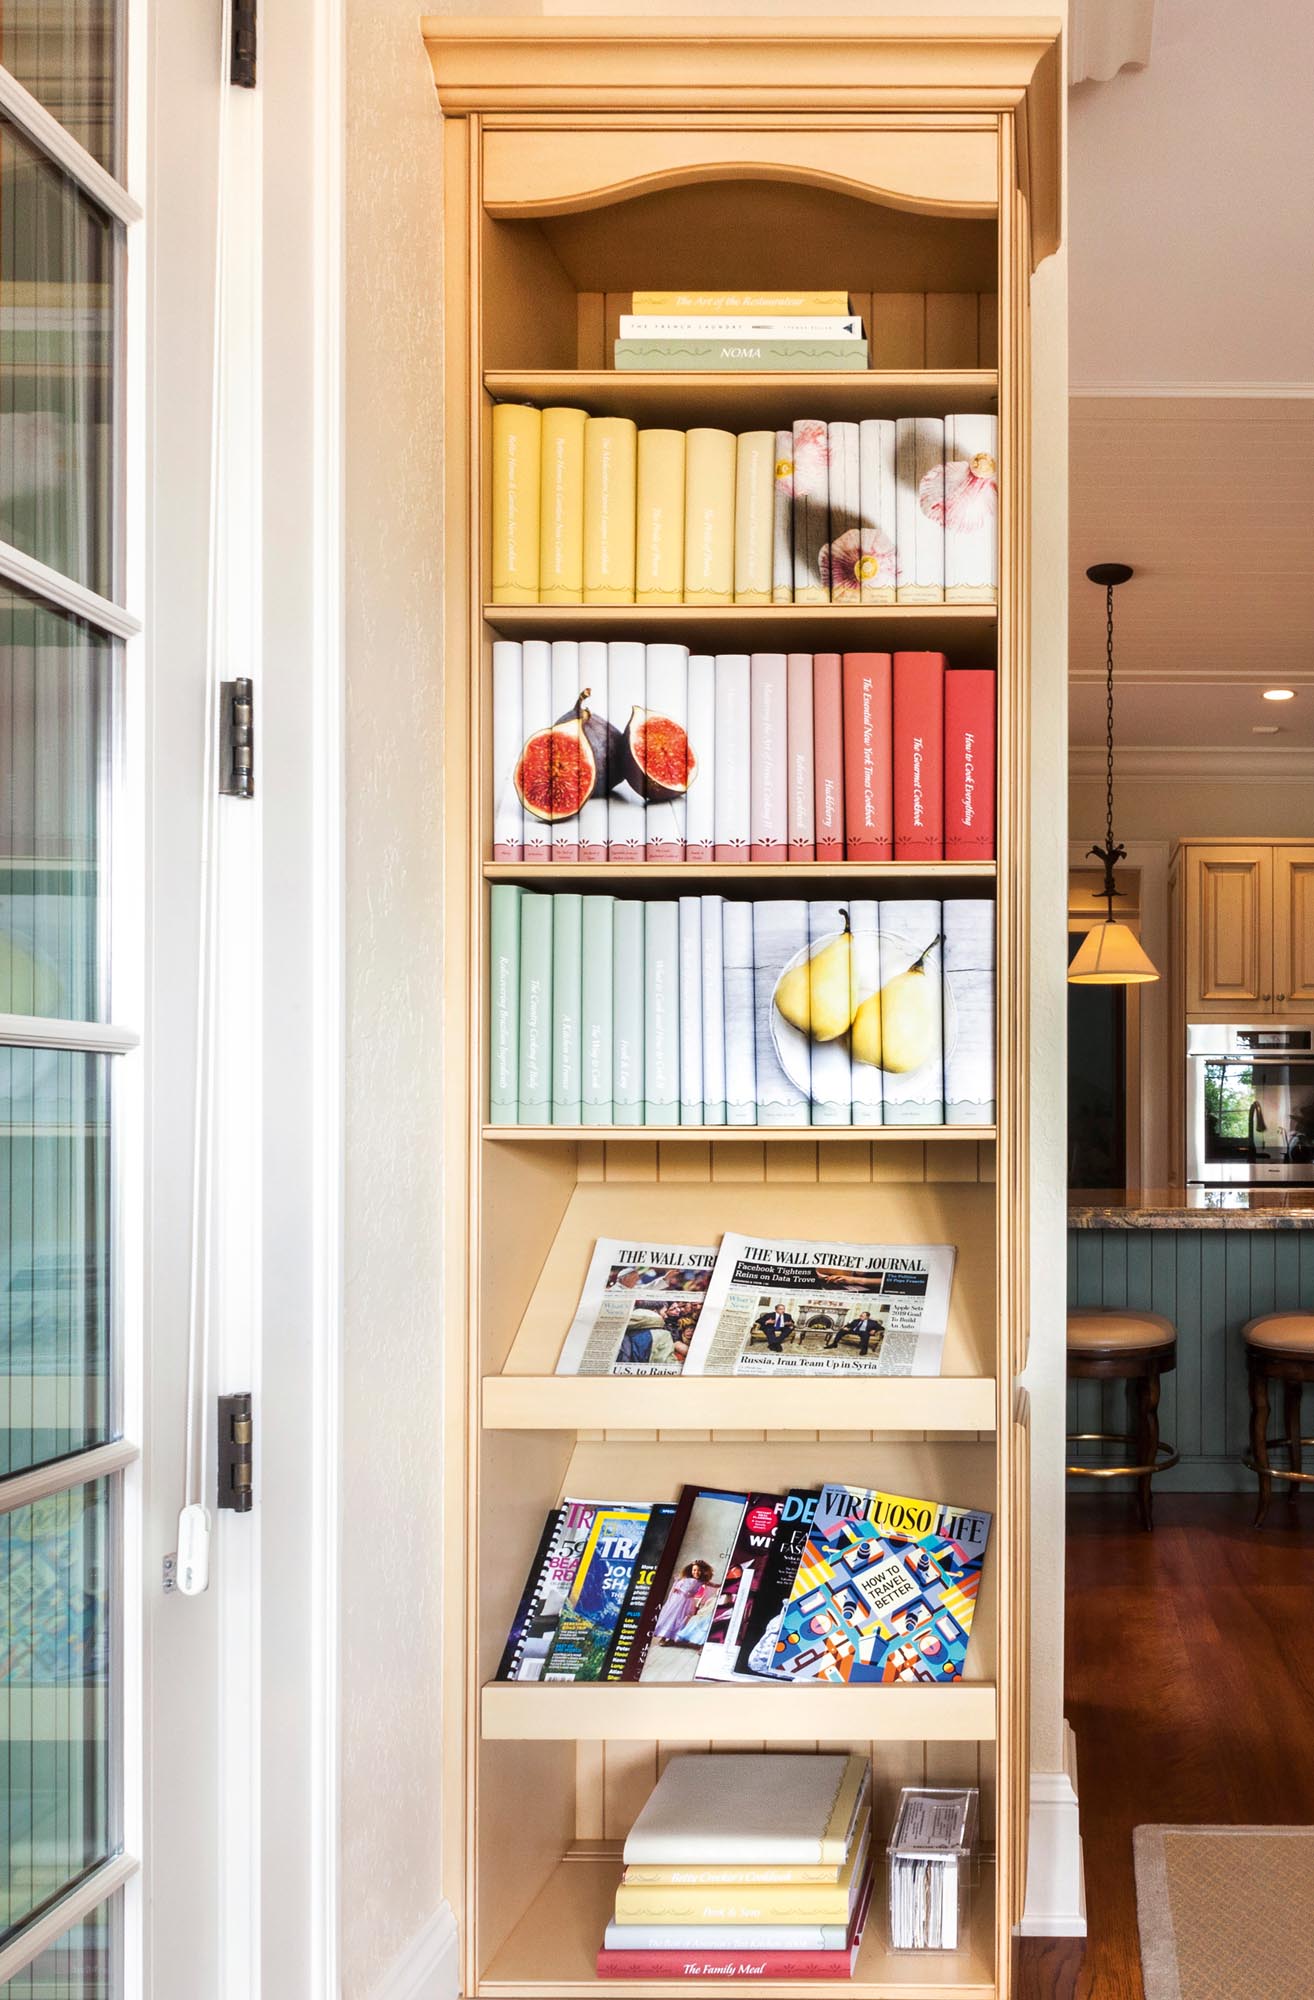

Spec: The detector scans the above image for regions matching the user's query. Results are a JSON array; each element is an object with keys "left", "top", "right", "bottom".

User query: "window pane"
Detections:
[
  {"left": 0, "top": 586, "right": 114, "bottom": 1026},
  {"left": 1, "top": 1049, "right": 111, "bottom": 1479},
  {"left": 0, "top": 1478, "right": 113, "bottom": 1943},
  {"left": 0, "top": 1894, "right": 119, "bottom": 1998},
  {"left": 0, "top": 3, "right": 120, "bottom": 174},
  {"left": 0, "top": 119, "right": 117, "bottom": 597}
]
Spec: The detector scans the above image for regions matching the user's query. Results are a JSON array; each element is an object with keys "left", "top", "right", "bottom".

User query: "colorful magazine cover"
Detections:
[
  {"left": 771, "top": 1483, "right": 991, "bottom": 1685},
  {"left": 734, "top": 1488, "right": 819, "bottom": 1679},
  {"left": 696, "top": 1492, "right": 783, "bottom": 1682},
  {"left": 627, "top": 1486, "right": 748, "bottom": 1683},
  {"left": 604, "top": 1503, "right": 677, "bottom": 1681},
  {"left": 543, "top": 1505, "right": 651, "bottom": 1681},
  {"left": 555, "top": 1239, "right": 717, "bottom": 1375},
  {"left": 499, "top": 1499, "right": 613, "bottom": 1681}
]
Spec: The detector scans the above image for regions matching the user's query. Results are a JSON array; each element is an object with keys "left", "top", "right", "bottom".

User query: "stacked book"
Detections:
[
  {"left": 491, "top": 405, "right": 997, "bottom": 605},
  {"left": 614, "top": 288, "right": 869, "bottom": 374},
  {"left": 488, "top": 888, "right": 995, "bottom": 1127},
  {"left": 599, "top": 1753, "right": 875, "bottom": 1980},
  {"left": 494, "top": 642, "right": 995, "bottom": 863}
]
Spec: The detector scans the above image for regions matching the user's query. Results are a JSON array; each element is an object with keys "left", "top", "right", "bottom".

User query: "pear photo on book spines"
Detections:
[
  {"left": 514, "top": 689, "right": 624, "bottom": 823},
  {"left": 853, "top": 933, "right": 943, "bottom": 1074},
  {"left": 775, "top": 907, "right": 853, "bottom": 1042}
]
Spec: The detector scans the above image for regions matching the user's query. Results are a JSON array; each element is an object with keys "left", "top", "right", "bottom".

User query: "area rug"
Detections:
[{"left": 1135, "top": 1825, "right": 1314, "bottom": 2000}]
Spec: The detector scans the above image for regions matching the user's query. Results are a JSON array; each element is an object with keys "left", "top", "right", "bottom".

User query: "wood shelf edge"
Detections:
[{"left": 480, "top": 1680, "right": 998, "bottom": 1744}]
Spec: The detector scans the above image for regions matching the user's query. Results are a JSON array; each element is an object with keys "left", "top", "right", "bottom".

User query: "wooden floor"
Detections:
[{"left": 1017, "top": 1492, "right": 1314, "bottom": 2000}]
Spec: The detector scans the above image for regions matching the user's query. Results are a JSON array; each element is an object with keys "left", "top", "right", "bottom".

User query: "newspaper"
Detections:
[
  {"left": 555, "top": 1240, "right": 717, "bottom": 1376},
  {"left": 681, "top": 1233, "right": 954, "bottom": 1376}
]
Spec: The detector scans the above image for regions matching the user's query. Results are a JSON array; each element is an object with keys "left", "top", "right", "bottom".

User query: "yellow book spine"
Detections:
[
  {"left": 491, "top": 405, "right": 541, "bottom": 603},
  {"left": 538, "top": 406, "right": 586, "bottom": 604},
  {"left": 632, "top": 290, "right": 850, "bottom": 316},
  {"left": 635, "top": 428, "right": 686, "bottom": 605},
  {"left": 683, "top": 427, "right": 736, "bottom": 605},
  {"left": 613, "top": 1881, "right": 854, "bottom": 1924},
  {"left": 734, "top": 429, "right": 775, "bottom": 604},
  {"left": 583, "top": 416, "right": 637, "bottom": 604}
]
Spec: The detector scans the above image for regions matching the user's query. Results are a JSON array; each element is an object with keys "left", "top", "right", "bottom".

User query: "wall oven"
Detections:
[{"left": 1187, "top": 1024, "right": 1314, "bottom": 1184}]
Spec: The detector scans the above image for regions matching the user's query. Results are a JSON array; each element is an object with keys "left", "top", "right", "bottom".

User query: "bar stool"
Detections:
[
  {"left": 1066, "top": 1309, "right": 1180, "bottom": 1530},
  {"left": 1243, "top": 1313, "right": 1314, "bottom": 1526}
]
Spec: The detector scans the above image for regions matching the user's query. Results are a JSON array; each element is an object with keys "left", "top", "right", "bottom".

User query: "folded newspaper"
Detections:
[
  {"left": 681, "top": 1234, "right": 954, "bottom": 1376},
  {"left": 555, "top": 1241, "right": 717, "bottom": 1376}
]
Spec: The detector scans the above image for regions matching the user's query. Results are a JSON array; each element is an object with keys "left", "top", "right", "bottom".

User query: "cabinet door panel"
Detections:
[
  {"left": 1274, "top": 848, "right": 1314, "bottom": 1010},
  {"left": 1185, "top": 847, "right": 1272, "bottom": 1012}
]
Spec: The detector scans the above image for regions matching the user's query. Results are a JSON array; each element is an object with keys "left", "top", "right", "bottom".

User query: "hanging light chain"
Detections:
[{"left": 1103, "top": 580, "right": 1116, "bottom": 861}]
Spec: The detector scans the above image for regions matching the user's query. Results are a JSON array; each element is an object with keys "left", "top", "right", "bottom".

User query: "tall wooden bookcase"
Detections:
[{"left": 424, "top": 20, "right": 1061, "bottom": 1998}]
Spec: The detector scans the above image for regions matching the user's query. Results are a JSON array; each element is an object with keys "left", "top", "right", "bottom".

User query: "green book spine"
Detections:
[
  {"left": 517, "top": 892, "right": 553, "bottom": 1123},
  {"left": 614, "top": 340, "right": 868, "bottom": 373},
  {"left": 581, "top": 896, "right": 615, "bottom": 1125},
  {"left": 551, "top": 893, "right": 583, "bottom": 1125},
  {"left": 643, "top": 900, "right": 680, "bottom": 1125},
  {"left": 612, "top": 900, "right": 645, "bottom": 1126},
  {"left": 488, "top": 885, "right": 522, "bottom": 1124}
]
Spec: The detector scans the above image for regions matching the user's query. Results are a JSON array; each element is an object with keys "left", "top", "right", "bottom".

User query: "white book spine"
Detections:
[
  {"left": 807, "top": 900, "right": 853, "bottom": 1127},
  {"left": 619, "top": 315, "right": 865, "bottom": 339},
  {"left": 520, "top": 640, "right": 553, "bottom": 861},
  {"left": 722, "top": 901, "right": 758, "bottom": 1125},
  {"left": 786, "top": 653, "right": 815, "bottom": 859},
  {"left": 857, "top": 419, "right": 898, "bottom": 605},
  {"left": 878, "top": 899, "right": 945, "bottom": 1125},
  {"left": 943, "top": 897, "right": 996, "bottom": 1123},
  {"left": 577, "top": 639, "right": 610, "bottom": 862},
  {"left": 612, "top": 899, "right": 645, "bottom": 1125},
  {"left": 791, "top": 419, "right": 830, "bottom": 605},
  {"left": 551, "top": 892, "right": 583, "bottom": 1122},
  {"left": 644, "top": 900, "right": 681, "bottom": 1124},
  {"left": 678, "top": 896, "right": 703, "bottom": 1125},
  {"left": 848, "top": 899, "right": 883, "bottom": 1126},
  {"left": 644, "top": 642, "right": 689, "bottom": 860},
  {"left": 895, "top": 418, "right": 945, "bottom": 602},
  {"left": 821, "top": 419, "right": 862, "bottom": 604},
  {"left": 750, "top": 653, "right": 788, "bottom": 861},
  {"left": 607, "top": 641, "right": 648, "bottom": 861},
  {"left": 684, "top": 653, "right": 716, "bottom": 862},
  {"left": 581, "top": 894, "right": 614, "bottom": 1124},
  {"left": 492, "top": 640, "right": 523, "bottom": 860},
  {"left": 700, "top": 894, "right": 727, "bottom": 1125},
  {"left": 753, "top": 899, "right": 811, "bottom": 1125},
  {"left": 772, "top": 429, "right": 794, "bottom": 604},
  {"left": 550, "top": 640, "right": 582, "bottom": 863},
  {"left": 713, "top": 653, "right": 751, "bottom": 861},
  {"left": 943, "top": 413, "right": 999, "bottom": 603}
]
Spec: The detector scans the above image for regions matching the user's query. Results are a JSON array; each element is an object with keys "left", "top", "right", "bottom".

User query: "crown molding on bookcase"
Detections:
[
  {"left": 368, "top": 1902, "right": 459, "bottom": 2000},
  {"left": 1071, "top": 381, "right": 1314, "bottom": 399},
  {"left": 1070, "top": 745, "right": 1314, "bottom": 781},
  {"left": 422, "top": 17, "right": 1063, "bottom": 268}
]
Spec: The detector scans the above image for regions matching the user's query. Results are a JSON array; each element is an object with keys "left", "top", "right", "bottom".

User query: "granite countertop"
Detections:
[{"left": 1069, "top": 1188, "right": 1314, "bottom": 1230}]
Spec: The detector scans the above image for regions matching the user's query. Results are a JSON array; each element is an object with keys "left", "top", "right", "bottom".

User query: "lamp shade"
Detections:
[{"left": 1068, "top": 918, "right": 1159, "bottom": 985}]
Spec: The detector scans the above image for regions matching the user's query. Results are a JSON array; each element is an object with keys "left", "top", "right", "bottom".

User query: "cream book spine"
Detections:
[
  {"left": 491, "top": 403, "right": 541, "bottom": 603},
  {"left": 577, "top": 639, "right": 610, "bottom": 863},
  {"left": 733, "top": 429, "right": 775, "bottom": 604},
  {"left": 895, "top": 417, "right": 945, "bottom": 603},
  {"left": 684, "top": 653, "right": 716, "bottom": 863},
  {"left": 790, "top": 419, "right": 829, "bottom": 605},
  {"left": 635, "top": 427, "right": 686, "bottom": 605},
  {"left": 631, "top": 289, "right": 850, "bottom": 316},
  {"left": 683, "top": 427, "right": 736, "bottom": 605},
  {"left": 821, "top": 419, "right": 861, "bottom": 604},
  {"left": 491, "top": 639, "right": 523, "bottom": 861},
  {"left": 583, "top": 416, "right": 637, "bottom": 604},
  {"left": 772, "top": 429, "right": 794, "bottom": 604},
  {"left": 538, "top": 405, "right": 586, "bottom": 604},
  {"left": 519, "top": 639, "right": 552, "bottom": 863},
  {"left": 943, "top": 412, "right": 999, "bottom": 603},
  {"left": 857, "top": 418, "right": 898, "bottom": 604}
]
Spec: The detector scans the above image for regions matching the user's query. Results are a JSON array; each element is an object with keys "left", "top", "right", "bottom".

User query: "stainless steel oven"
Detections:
[{"left": 1187, "top": 1024, "right": 1314, "bottom": 1184}]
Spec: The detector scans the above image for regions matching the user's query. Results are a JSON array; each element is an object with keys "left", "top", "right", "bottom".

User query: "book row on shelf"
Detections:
[
  {"left": 491, "top": 405, "right": 998, "bottom": 607},
  {"left": 614, "top": 287, "right": 872, "bottom": 375},
  {"left": 489, "top": 888, "right": 994, "bottom": 1128},
  {"left": 494, "top": 643, "right": 995, "bottom": 865}
]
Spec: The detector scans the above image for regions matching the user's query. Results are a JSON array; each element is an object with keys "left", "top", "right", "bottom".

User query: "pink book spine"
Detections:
[
  {"left": 840, "top": 652, "right": 893, "bottom": 861},
  {"left": 749, "top": 652, "right": 788, "bottom": 862},
  {"left": 596, "top": 1952, "right": 855, "bottom": 1980},
  {"left": 812, "top": 652, "right": 844, "bottom": 861},
  {"left": 786, "top": 652, "right": 815, "bottom": 861}
]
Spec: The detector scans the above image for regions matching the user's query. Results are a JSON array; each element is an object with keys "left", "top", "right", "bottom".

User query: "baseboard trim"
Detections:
[
  {"left": 1020, "top": 1722, "right": 1088, "bottom": 1938},
  {"left": 370, "top": 1902, "right": 460, "bottom": 2000}
]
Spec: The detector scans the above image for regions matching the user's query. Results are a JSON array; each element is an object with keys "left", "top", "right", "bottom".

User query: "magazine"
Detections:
[
  {"left": 604, "top": 1504, "right": 677, "bottom": 1681},
  {"left": 555, "top": 1239, "right": 717, "bottom": 1376},
  {"left": 695, "top": 1493, "right": 784, "bottom": 1682},
  {"left": 498, "top": 1498, "right": 611, "bottom": 1681},
  {"left": 682, "top": 1233, "right": 954, "bottom": 1376},
  {"left": 624, "top": 1485, "right": 748, "bottom": 1683},
  {"left": 733, "top": 1488, "right": 819, "bottom": 1680},
  {"left": 771, "top": 1482, "right": 992, "bottom": 1686},
  {"left": 543, "top": 1505, "right": 651, "bottom": 1681}
]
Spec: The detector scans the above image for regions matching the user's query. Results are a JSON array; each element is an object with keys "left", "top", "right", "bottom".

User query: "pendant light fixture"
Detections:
[{"left": 1069, "top": 563, "right": 1159, "bottom": 985}]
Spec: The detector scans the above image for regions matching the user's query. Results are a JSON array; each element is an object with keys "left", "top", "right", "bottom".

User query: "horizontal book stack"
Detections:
[
  {"left": 615, "top": 287, "right": 869, "bottom": 374},
  {"left": 599, "top": 1753, "right": 875, "bottom": 1980},
  {"left": 491, "top": 406, "right": 997, "bottom": 605},
  {"left": 494, "top": 643, "right": 995, "bottom": 863},
  {"left": 488, "top": 887, "right": 995, "bottom": 1128}
]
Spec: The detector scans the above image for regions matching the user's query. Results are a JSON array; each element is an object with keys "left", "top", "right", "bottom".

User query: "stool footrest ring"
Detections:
[
  {"left": 1066, "top": 1430, "right": 1180, "bottom": 1480},
  {"left": 1243, "top": 1437, "right": 1314, "bottom": 1486}
]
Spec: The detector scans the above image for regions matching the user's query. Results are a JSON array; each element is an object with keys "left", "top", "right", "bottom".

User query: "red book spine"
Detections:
[
  {"left": 944, "top": 666, "right": 996, "bottom": 860},
  {"left": 892, "top": 651, "right": 945, "bottom": 862},
  {"left": 841, "top": 652, "right": 893, "bottom": 861},
  {"left": 812, "top": 653, "right": 844, "bottom": 861},
  {"left": 596, "top": 1950, "right": 855, "bottom": 1980}
]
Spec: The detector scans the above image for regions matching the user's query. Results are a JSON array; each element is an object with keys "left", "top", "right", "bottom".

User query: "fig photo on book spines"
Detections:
[{"left": 490, "top": 404, "right": 998, "bottom": 608}]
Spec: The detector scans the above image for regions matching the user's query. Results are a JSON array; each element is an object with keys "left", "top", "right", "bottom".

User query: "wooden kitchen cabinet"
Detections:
[
  {"left": 1274, "top": 848, "right": 1314, "bottom": 1008},
  {"left": 1175, "top": 840, "right": 1314, "bottom": 1017}
]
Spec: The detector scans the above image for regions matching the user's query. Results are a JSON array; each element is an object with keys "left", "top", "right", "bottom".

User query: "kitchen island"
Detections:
[{"left": 1068, "top": 1189, "right": 1314, "bottom": 1491}]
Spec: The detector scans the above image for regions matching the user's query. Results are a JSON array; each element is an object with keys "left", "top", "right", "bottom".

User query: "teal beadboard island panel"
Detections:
[{"left": 1067, "top": 1228, "right": 1314, "bottom": 1493}]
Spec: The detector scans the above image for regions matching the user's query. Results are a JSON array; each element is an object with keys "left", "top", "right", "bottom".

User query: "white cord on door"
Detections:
[{"left": 177, "top": 0, "right": 234, "bottom": 1596}]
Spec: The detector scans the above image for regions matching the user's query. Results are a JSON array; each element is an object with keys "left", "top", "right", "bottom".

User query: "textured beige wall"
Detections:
[{"left": 1071, "top": 775, "right": 1314, "bottom": 844}]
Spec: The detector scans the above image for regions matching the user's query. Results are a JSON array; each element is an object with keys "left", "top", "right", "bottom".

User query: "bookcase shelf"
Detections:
[
  {"left": 483, "top": 862, "right": 998, "bottom": 885},
  {"left": 481, "top": 1681, "right": 997, "bottom": 1745},
  {"left": 483, "top": 1125, "right": 997, "bottom": 1144},
  {"left": 483, "top": 603, "right": 998, "bottom": 660},
  {"left": 482, "top": 1373, "right": 997, "bottom": 1434},
  {"left": 484, "top": 368, "right": 999, "bottom": 426}
]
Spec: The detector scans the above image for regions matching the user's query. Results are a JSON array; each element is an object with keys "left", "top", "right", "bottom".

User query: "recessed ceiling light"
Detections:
[
  {"left": 1253, "top": 725, "right": 1281, "bottom": 734},
  {"left": 1262, "top": 688, "right": 1296, "bottom": 701}
]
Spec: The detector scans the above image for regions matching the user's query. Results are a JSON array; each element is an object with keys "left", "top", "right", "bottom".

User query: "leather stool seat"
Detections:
[
  {"left": 1244, "top": 1313, "right": 1314, "bottom": 1354},
  {"left": 1068, "top": 1309, "right": 1177, "bottom": 1354}
]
